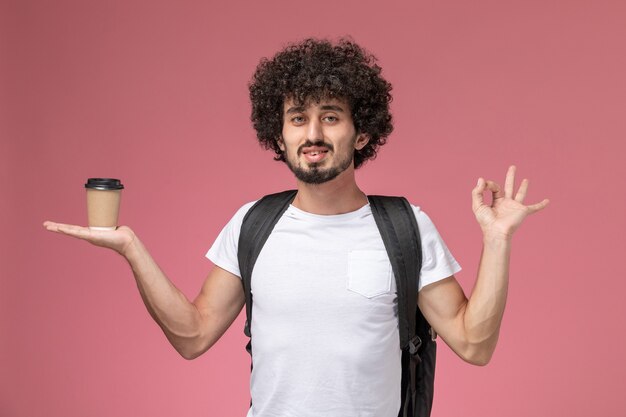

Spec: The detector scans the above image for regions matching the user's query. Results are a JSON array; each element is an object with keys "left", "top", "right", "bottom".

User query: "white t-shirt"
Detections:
[{"left": 206, "top": 200, "right": 462, "bottom": 417}]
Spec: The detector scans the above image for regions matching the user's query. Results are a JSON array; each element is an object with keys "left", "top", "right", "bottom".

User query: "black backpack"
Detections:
[{"left": 237, "top": 190, "right": 436, "bottom": 417}]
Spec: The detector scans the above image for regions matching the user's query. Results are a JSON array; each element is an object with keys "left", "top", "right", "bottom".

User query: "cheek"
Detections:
[{"left": 280, "top": 128, "right": 300, "bottom": 153}]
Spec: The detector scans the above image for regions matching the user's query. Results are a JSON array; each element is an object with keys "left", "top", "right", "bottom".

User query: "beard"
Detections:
[{"left": 283, "top": 139, "right": 355, "bottom": 185}]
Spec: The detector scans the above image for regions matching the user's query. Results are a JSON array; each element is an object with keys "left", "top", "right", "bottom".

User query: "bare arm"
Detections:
[
  {"left": 418, "top": 236, "right": 510, "bottom": 366},
  {"left": 43, "top": 222, "right": 244, "bottom": 359},
  {"left": 417, "top": 166, "right": 548, "bottom": 365}
]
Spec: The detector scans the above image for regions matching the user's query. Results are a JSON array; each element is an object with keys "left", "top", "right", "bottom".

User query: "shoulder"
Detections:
[
  {"left": 215, "top": 200, "right": 259, "bottom": 235},
  {"left": 367, "top": 196, "right": 440, "bottom": 233},
  {"left": 407, "top": 202, "right": 439, "bottom": 234},
  {"left": 235, "top": 200, "right": 258, "bottom": 219},
  {"left": 405, "top": 202, "right": 451, "bottom": 251}
]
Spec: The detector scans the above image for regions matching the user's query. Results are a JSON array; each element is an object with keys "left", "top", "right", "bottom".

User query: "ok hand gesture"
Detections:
[{"left": 472, "top": 165, "right": 549, "bottom": 240}]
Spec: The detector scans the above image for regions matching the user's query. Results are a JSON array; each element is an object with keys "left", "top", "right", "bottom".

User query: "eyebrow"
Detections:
[{"left": 285, "top": 104, "right": 346, "bottom": 114}]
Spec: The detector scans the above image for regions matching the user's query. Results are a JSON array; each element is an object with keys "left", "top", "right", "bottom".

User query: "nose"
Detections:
[{"left": 306, "top": 118, "right": 323, "bottom": 142}]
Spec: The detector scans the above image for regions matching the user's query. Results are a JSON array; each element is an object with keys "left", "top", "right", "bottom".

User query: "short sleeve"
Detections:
[
  {"left": 412, "top": 205, "right": 462, "bottom": 291},
  {"left": 205, "top": 201, "right": 257, "bottom": 279}
]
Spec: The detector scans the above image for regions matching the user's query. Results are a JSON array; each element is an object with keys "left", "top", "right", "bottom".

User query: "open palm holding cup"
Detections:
[
  {"left": 43, "top": 222, "right": 137, "bottom": 256},
  {"left": 43, "top": 177, "right": 136, "bottom": 256}
]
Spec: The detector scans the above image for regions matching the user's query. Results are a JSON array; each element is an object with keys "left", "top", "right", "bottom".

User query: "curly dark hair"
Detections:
[{"left": 248, "top": 37, "right": 393, "bottom": 169}]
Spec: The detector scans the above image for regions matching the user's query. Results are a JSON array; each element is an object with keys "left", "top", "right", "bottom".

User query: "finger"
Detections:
[
  {"left": 44, "top": 222, "right": 93, "bottom": 240},
  {"left": 59, "top": 225, "right": 88, "bottom": 237},
  {"left": 515, "top": 178, "right": 529, "bottom": 203},
  {"left": 472, "top": 177, "right": 487, "bottom": 211},
  {"left": 504, "top": 165, "right": 516, "bottom": 199},
  {"left": 43, "top": 221, "right": 70, "bottom": 232},
  {"left": 485, "top": 180, "right": 504, "bottom": 201},
  {"left": 526, "top": 198, "right": 550, "bottom": 213}
]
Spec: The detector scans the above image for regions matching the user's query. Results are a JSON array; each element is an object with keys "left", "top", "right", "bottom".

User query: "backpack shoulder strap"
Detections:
[
  {"left": 237, "top": 189, "right": 297, "bottom": 339},
  {"left": 368, "top": 195, "right": 423, "bottom": 349},
  {"left": 368, "top": 195, "right": 434, "bottom": 417}
]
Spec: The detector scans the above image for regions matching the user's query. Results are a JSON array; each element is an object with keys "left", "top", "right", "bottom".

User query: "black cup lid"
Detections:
[{"left": 85, "top": 178, "right": 124, "bottom": 190}]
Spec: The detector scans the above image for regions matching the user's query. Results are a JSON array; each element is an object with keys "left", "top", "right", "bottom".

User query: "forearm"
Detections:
[
  {"left": 451, "top": 166, "right": 548, "bottom": 364},
  {"left": 462, "top": 233, "right": 512, "bottom": 363},
  {"left": 123, "top": 236, "right": 204, "bottom": 356}
]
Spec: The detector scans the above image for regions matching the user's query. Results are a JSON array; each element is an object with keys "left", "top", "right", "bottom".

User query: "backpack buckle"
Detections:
[{"left": 408, "top": 335, "right": 422, "bottom": 355}]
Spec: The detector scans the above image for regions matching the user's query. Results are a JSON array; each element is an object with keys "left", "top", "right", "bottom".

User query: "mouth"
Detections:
[{"left": 302, "top": 146, "right": 329, "bottom": 163}]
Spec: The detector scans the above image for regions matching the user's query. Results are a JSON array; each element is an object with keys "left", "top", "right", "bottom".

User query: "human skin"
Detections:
[
  {"left": 418, "top": 170, "right": 549, "bottom": 365},
  {"left": 43, "top": 97, "right": 549, "bottom": 363},
  {"left": 276, "top": 97, "right": 550, "bottom": 364},
  {"left": 277, "top": 97, "right": 371, "bottom": 215}
]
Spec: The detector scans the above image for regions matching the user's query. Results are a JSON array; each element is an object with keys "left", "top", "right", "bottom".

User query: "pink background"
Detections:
[{"left": 2, "top": 0, "right": 625, "bottom": 416}]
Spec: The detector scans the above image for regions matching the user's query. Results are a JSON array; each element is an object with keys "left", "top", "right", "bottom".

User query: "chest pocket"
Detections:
[{"left": 347, "top": 250, "right": 393, "bottom": 298}]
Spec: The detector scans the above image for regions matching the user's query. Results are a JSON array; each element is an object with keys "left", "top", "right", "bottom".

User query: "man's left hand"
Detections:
[{"left": 472, "top": 165, "right": 549, "bottom": 240}]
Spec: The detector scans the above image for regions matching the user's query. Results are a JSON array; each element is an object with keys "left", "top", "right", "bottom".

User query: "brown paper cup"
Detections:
[{"left": 85, "top": 178, "right": 124, "bottom": 230}]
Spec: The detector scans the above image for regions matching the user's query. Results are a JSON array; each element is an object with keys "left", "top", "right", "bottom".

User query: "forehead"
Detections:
[{"left": 283, "top": 96, "right": 350, "bottom": 112}]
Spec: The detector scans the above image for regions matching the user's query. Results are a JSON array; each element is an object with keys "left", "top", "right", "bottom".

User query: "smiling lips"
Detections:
[{"left": 302, "top": 146, "right": 329, "bottom": 163}]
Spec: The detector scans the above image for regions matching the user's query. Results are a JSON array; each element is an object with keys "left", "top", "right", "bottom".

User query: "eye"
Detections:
[
  {"left": 291, "top": 116, "right": 305, "bottom": 124},
  {"left": 323, "top": 116, "right": 338, "bottom": 123}
]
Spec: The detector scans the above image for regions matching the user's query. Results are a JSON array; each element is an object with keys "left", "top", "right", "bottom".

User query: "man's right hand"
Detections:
[{"left": 43, "top": 222, "right": 136, "bottom": 257}]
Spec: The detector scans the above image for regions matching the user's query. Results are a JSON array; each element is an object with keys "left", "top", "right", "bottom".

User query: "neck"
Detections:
[{"left": 291, "top": 167, "right": 368, "bottom": 215}]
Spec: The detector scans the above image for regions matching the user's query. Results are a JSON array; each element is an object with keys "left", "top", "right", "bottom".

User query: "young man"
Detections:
[{"left": 44, "top": 38, "right": 549, "bottom": 416}]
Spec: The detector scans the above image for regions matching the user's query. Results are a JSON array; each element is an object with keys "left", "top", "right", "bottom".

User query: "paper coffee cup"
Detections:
[{"left": 85, "top": 178, "right": 124, "bottom": 230}]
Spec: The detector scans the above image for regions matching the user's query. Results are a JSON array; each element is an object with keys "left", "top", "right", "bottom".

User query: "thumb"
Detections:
[{"left": 472, "top": 178, "right": 486, "bottom": 212}]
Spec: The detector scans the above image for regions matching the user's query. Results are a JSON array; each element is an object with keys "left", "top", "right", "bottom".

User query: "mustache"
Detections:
[{"left": 297, "top": 140, "right": 334, "bottom": 155}]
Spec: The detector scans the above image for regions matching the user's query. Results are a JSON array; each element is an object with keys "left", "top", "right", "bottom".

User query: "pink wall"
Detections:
[{"left": 2, "top": 0, "right": 625, "bottom": 416}]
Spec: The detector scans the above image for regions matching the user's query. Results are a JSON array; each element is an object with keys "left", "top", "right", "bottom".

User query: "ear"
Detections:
[
  {"left": 354, "top": 133, "right": 370, "bottom": 151},
  {"left": 277, "top": 136, "right": 285, "bottom": 152}
]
